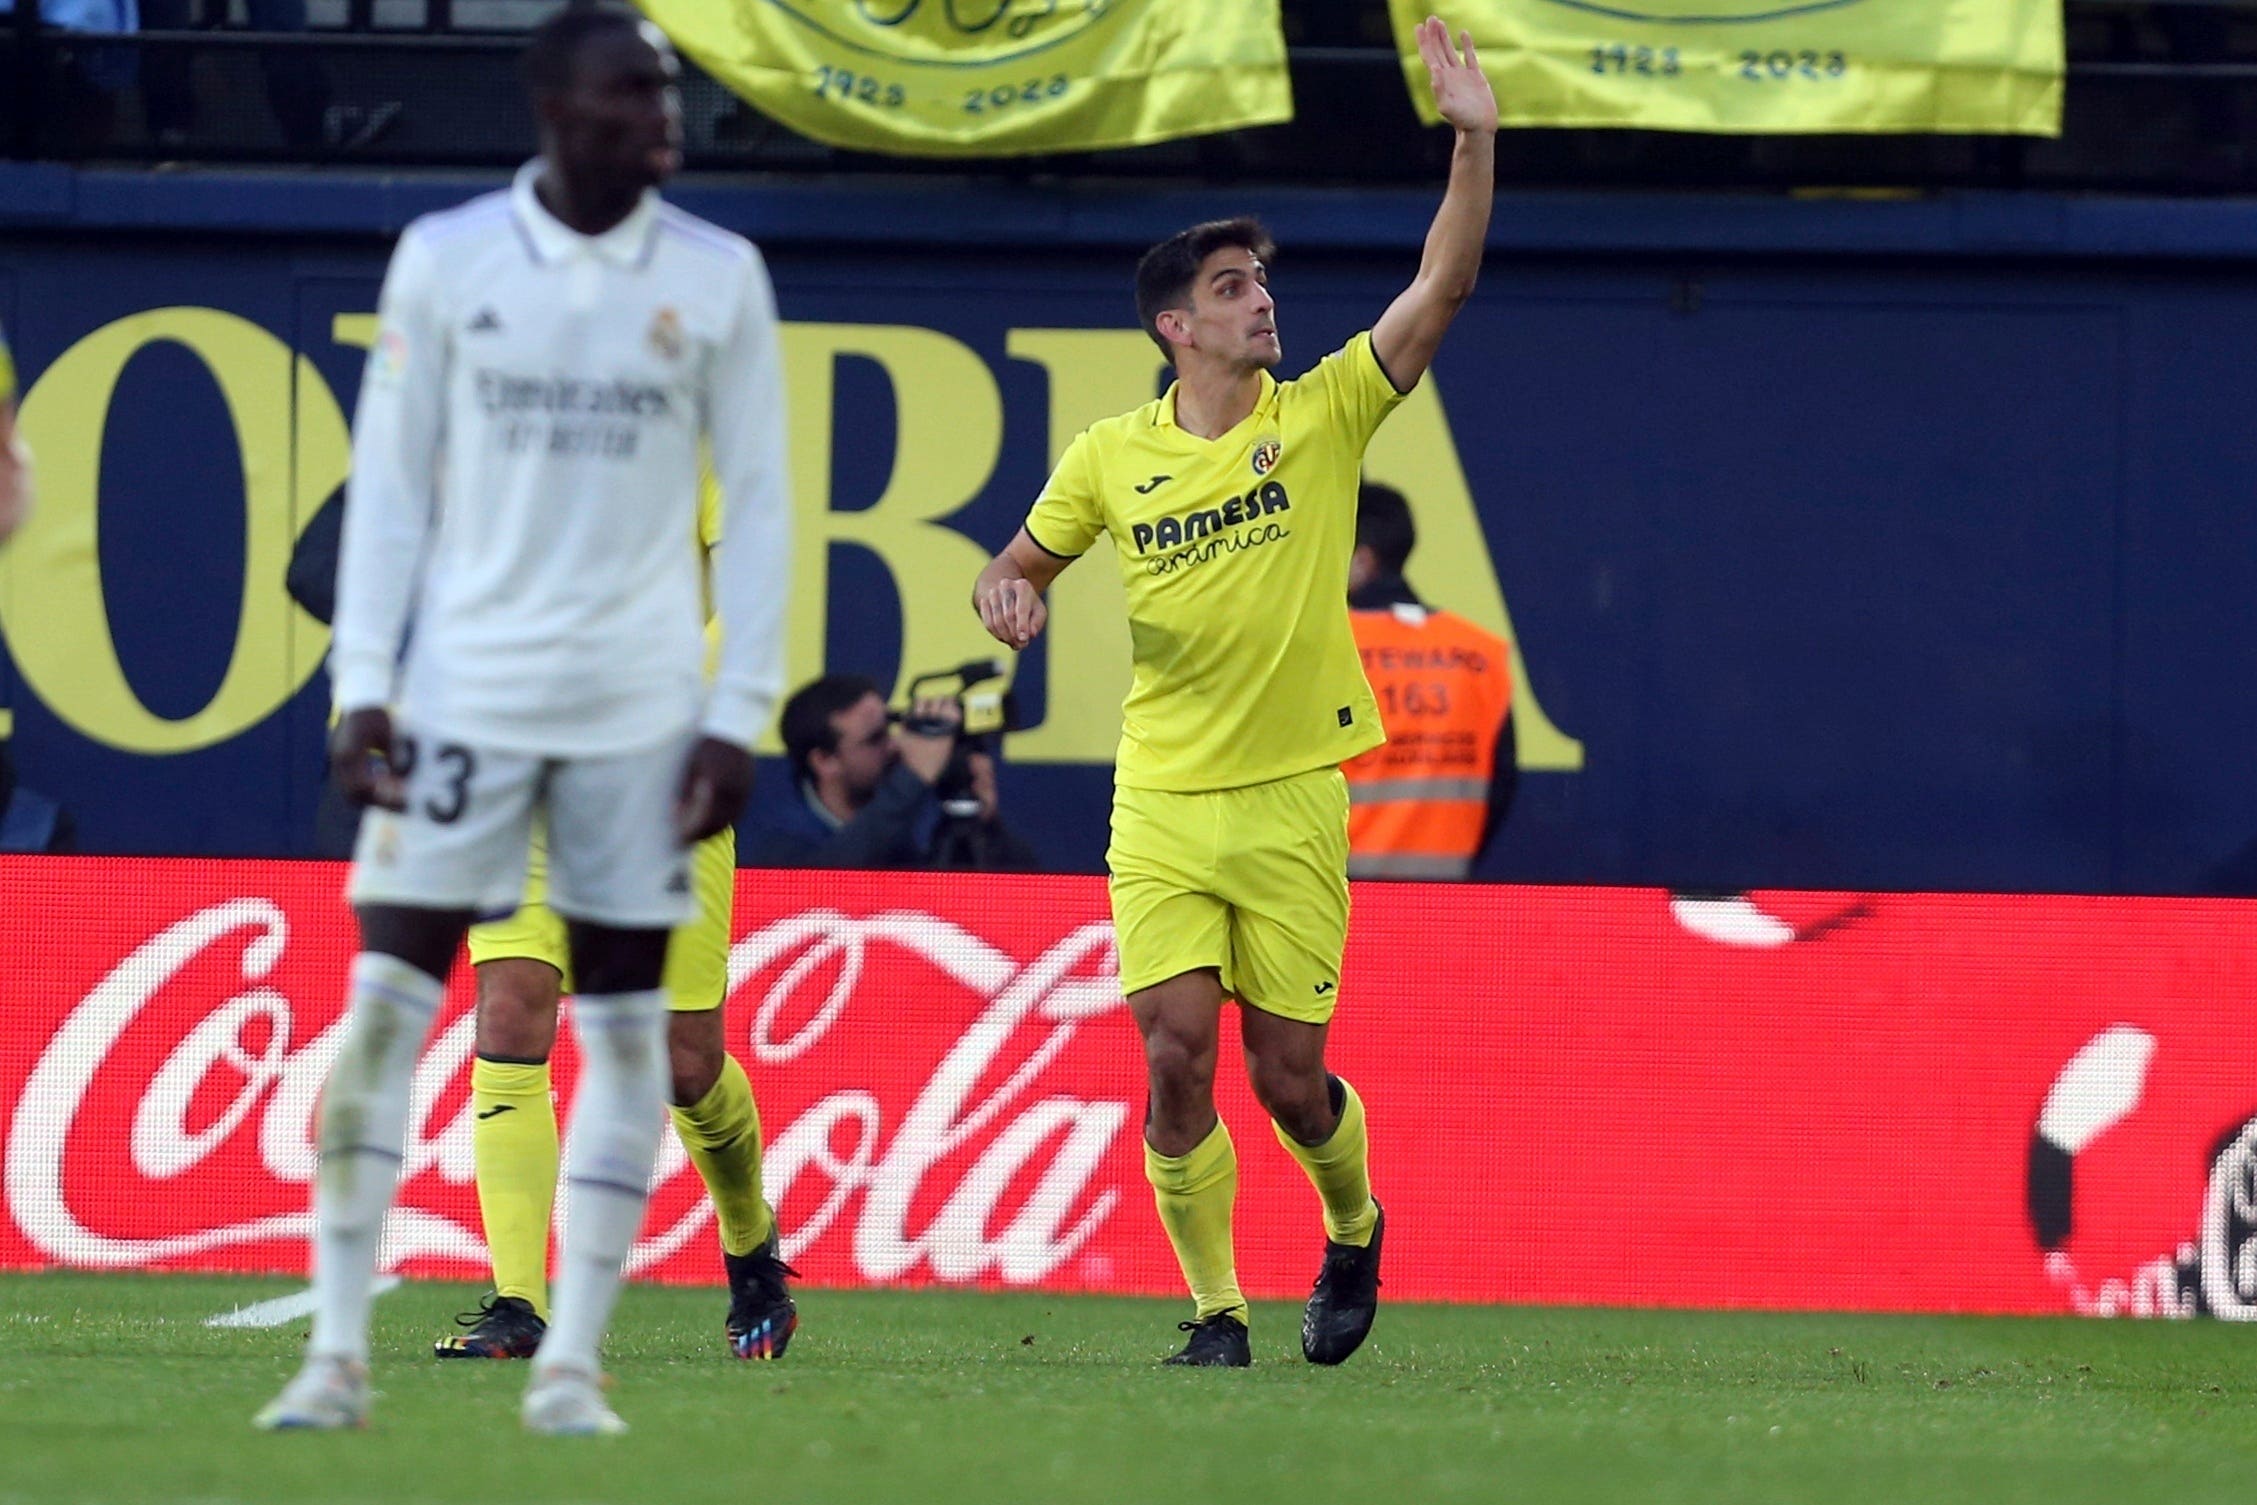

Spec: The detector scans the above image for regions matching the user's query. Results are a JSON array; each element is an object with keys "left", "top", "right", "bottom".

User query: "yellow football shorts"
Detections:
[
  {"left": 1107, "top": 765, "right": 1351, "bottom": 1024},
  {"left": 465, "top": 824, "right": 737, "bottom": 1011}
]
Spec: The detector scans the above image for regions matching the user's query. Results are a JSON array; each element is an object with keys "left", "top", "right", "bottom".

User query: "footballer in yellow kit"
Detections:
[
  {"left": 973, "top": 14, "right": 1496, "bottom": 1368},
  {"left": 1035, "top": 334, "right": 1395, "bottom": 1019},
  {"left": 438, "top": 470, "right": 797, "bottom": 1364}
]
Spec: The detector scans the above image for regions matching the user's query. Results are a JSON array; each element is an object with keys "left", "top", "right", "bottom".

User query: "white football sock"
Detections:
[
  {"left": 535, "top": 989, "right": 669, "bottom": 1376},
  {"left": 306, "top": 952, "right": 442, "bottom": 1363}
]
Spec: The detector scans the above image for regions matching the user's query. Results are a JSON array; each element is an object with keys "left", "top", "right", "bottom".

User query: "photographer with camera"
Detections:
[{"left": 742, "top": 670, "right": 1040, "bottom": 872}]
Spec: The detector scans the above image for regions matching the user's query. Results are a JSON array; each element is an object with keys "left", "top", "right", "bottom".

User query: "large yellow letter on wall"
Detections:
[
  {"left": 1001, "top": 328, "right": 1161, "bottom": 765},
  {"left": 778, "top": 323, "right": 1007, "bottom": 744},
  {"left": 1364, "top": 380, "right": 1583, "bottom": 771},
  {"left": 0, "top": 308, "right": 343, "bottom": 753}
]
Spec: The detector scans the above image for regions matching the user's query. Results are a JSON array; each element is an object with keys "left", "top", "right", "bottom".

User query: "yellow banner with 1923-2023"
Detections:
[
  {"left": 635, "top": 0, "right": 1291, "bottom": 158},
  {"left": 1388, "top": 0, "right": 2062, "bottom": 136}
]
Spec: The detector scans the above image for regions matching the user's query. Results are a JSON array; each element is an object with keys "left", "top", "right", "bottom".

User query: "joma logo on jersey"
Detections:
[{"left": 1131, "top": 480, "right": 1291, "bottom": 554}]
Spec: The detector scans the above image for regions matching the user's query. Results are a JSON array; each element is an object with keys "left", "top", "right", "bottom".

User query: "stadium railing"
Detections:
[{"left": 5, "top": 0, "right": 2257, "bottom": 192}]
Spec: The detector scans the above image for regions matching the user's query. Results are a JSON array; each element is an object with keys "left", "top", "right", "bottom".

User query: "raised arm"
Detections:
[
  {"left": 1370, "top": 17, "right": 1497, "bottom": 392},
  {"left": 974, "top": 529, "right": 1073, "bottom": 651}
]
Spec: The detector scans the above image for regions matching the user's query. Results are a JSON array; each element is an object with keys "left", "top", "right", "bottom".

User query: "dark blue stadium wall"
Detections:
[{"left": 5, "top": 166, "right": 2257, "bottom": 893}]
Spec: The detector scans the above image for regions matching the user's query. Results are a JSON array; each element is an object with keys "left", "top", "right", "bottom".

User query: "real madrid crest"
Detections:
[
  {"left": 648, "top": 306, "right": 685, "bottom": 361},
  {"left": 1250, "top": 438, "right": 1281, "bottom": 476}
]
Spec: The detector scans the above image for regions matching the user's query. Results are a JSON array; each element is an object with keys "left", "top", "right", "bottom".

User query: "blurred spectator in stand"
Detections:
[
  {"left": 3, "top": 0, "right": 141, "bottom": 142},
  {"left": 139, "top": 1, "right": 399, "bottom": 154},
  {"left": 0, "top": 0, "right": 133, "bottom": 21},
  {"left": 1343, "top": 482, "right": 1517, "bottom": 881}
]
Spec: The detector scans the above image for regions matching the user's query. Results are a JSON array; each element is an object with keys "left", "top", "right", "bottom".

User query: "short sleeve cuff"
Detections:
[
  {"left": 1023, "top": 523, "right": 1084, "bottom": 561},
  {"left": 1363, "top": 331, "right": 1412, "bottom": 396},
  {"left": 330, "top": 656, "right": 395, "bottom": 716},
  {"left": 701, "top": 686, "right": 777, "bottom": 752}
]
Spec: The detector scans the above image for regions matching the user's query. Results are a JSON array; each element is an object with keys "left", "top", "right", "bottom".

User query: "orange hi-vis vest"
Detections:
[{"left": 1344, "top": 602, "right": 1512, "bottom": 880}]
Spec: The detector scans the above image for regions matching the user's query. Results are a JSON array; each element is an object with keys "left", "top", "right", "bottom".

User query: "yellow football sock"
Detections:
[
  {"left": 470, "top": 1056, "right": 558, "bottom": 1319},
  {"left": 670, "top": 1053, "right": 774, "bottom": 1257},
  {"left": 1274, "top": 1075, "right": 1378, "bottom": 1248},
  {"left": 1145, "top": 1119, "right": 1246, "bottom": 1321}
]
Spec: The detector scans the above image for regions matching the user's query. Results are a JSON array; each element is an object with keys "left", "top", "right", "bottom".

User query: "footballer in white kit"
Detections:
[
  {"left": 335, "top": 131, "right": 786, "bottom": 925},
  {"left": 256, "top": 4, "right": 790, "bottom": 1439}
]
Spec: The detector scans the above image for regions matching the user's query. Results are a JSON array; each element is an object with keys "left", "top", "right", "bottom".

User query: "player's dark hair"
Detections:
[
  {"left": 1356, "top": 481, "right": 1417, "bottom": 576},
  {"left": 521, "top": 0, "right": 643, "bottom": 99},
  {"left": 782, "top": 673, "right": 886, "bottom": 785},
  {"left": 1134, "top": 217, "right": 1276, "bottom": 363}
]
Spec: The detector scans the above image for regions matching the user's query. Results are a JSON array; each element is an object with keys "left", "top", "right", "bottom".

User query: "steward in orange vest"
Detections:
[{"left": 1344, "top": 483, "right": 1516, "bottom": 880}]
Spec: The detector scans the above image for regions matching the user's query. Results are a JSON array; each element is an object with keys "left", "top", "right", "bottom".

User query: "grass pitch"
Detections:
[{"left": 4, "top": 1273, "right": 2257, "bottom": 1505}]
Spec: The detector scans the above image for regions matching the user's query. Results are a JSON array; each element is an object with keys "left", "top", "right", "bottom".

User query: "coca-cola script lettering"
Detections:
[
  {"left": 13, "top": 859, "right": 2257, "bottom": 1314},
  {"left": 3, "top": 871, "right": 1151, "bottom": 1292}
]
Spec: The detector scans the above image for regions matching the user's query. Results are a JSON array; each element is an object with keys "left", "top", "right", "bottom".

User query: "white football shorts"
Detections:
[{"left": 346, "top": 720, "right": 698, "bottom": 929}]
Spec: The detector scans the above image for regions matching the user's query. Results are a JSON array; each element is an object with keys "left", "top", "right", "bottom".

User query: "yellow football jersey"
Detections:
[
  {"left": 0, "top": 324, "right": 14, "bottom": 406},
  {"left": 1027, "top": 331, "right": 1405, "bottom": 793}
]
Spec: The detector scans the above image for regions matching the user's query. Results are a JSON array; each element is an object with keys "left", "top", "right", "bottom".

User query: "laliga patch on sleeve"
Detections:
[
  {"left": 368, "top": 328, "right": 410, "bottom": 388},
  {"left": 1337, "top": 706, "right": 1353, "bottom": 727}
]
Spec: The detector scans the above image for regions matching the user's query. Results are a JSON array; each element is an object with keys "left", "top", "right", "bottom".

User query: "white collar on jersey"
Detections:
[{"left": 509, "top": 158, "right": 662, "bottom": 269}]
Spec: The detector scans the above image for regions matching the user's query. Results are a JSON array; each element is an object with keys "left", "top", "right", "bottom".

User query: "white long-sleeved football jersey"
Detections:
[{"left": 331, "top": 160, "right": 791, "bottom": 756}]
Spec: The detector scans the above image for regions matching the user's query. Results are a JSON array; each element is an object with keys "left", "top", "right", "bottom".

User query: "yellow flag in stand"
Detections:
[
  {"left": 637, "top": 0, "right": 1291, "bottom": 158},
  {"left": 1389, "top": 0, "right": 2062, "bottom": 136}
]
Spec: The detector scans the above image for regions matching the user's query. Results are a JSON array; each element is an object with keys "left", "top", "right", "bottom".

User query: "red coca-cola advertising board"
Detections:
[{"left": 3, "top": 858, "right": 2252, "bottom": 1317}]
